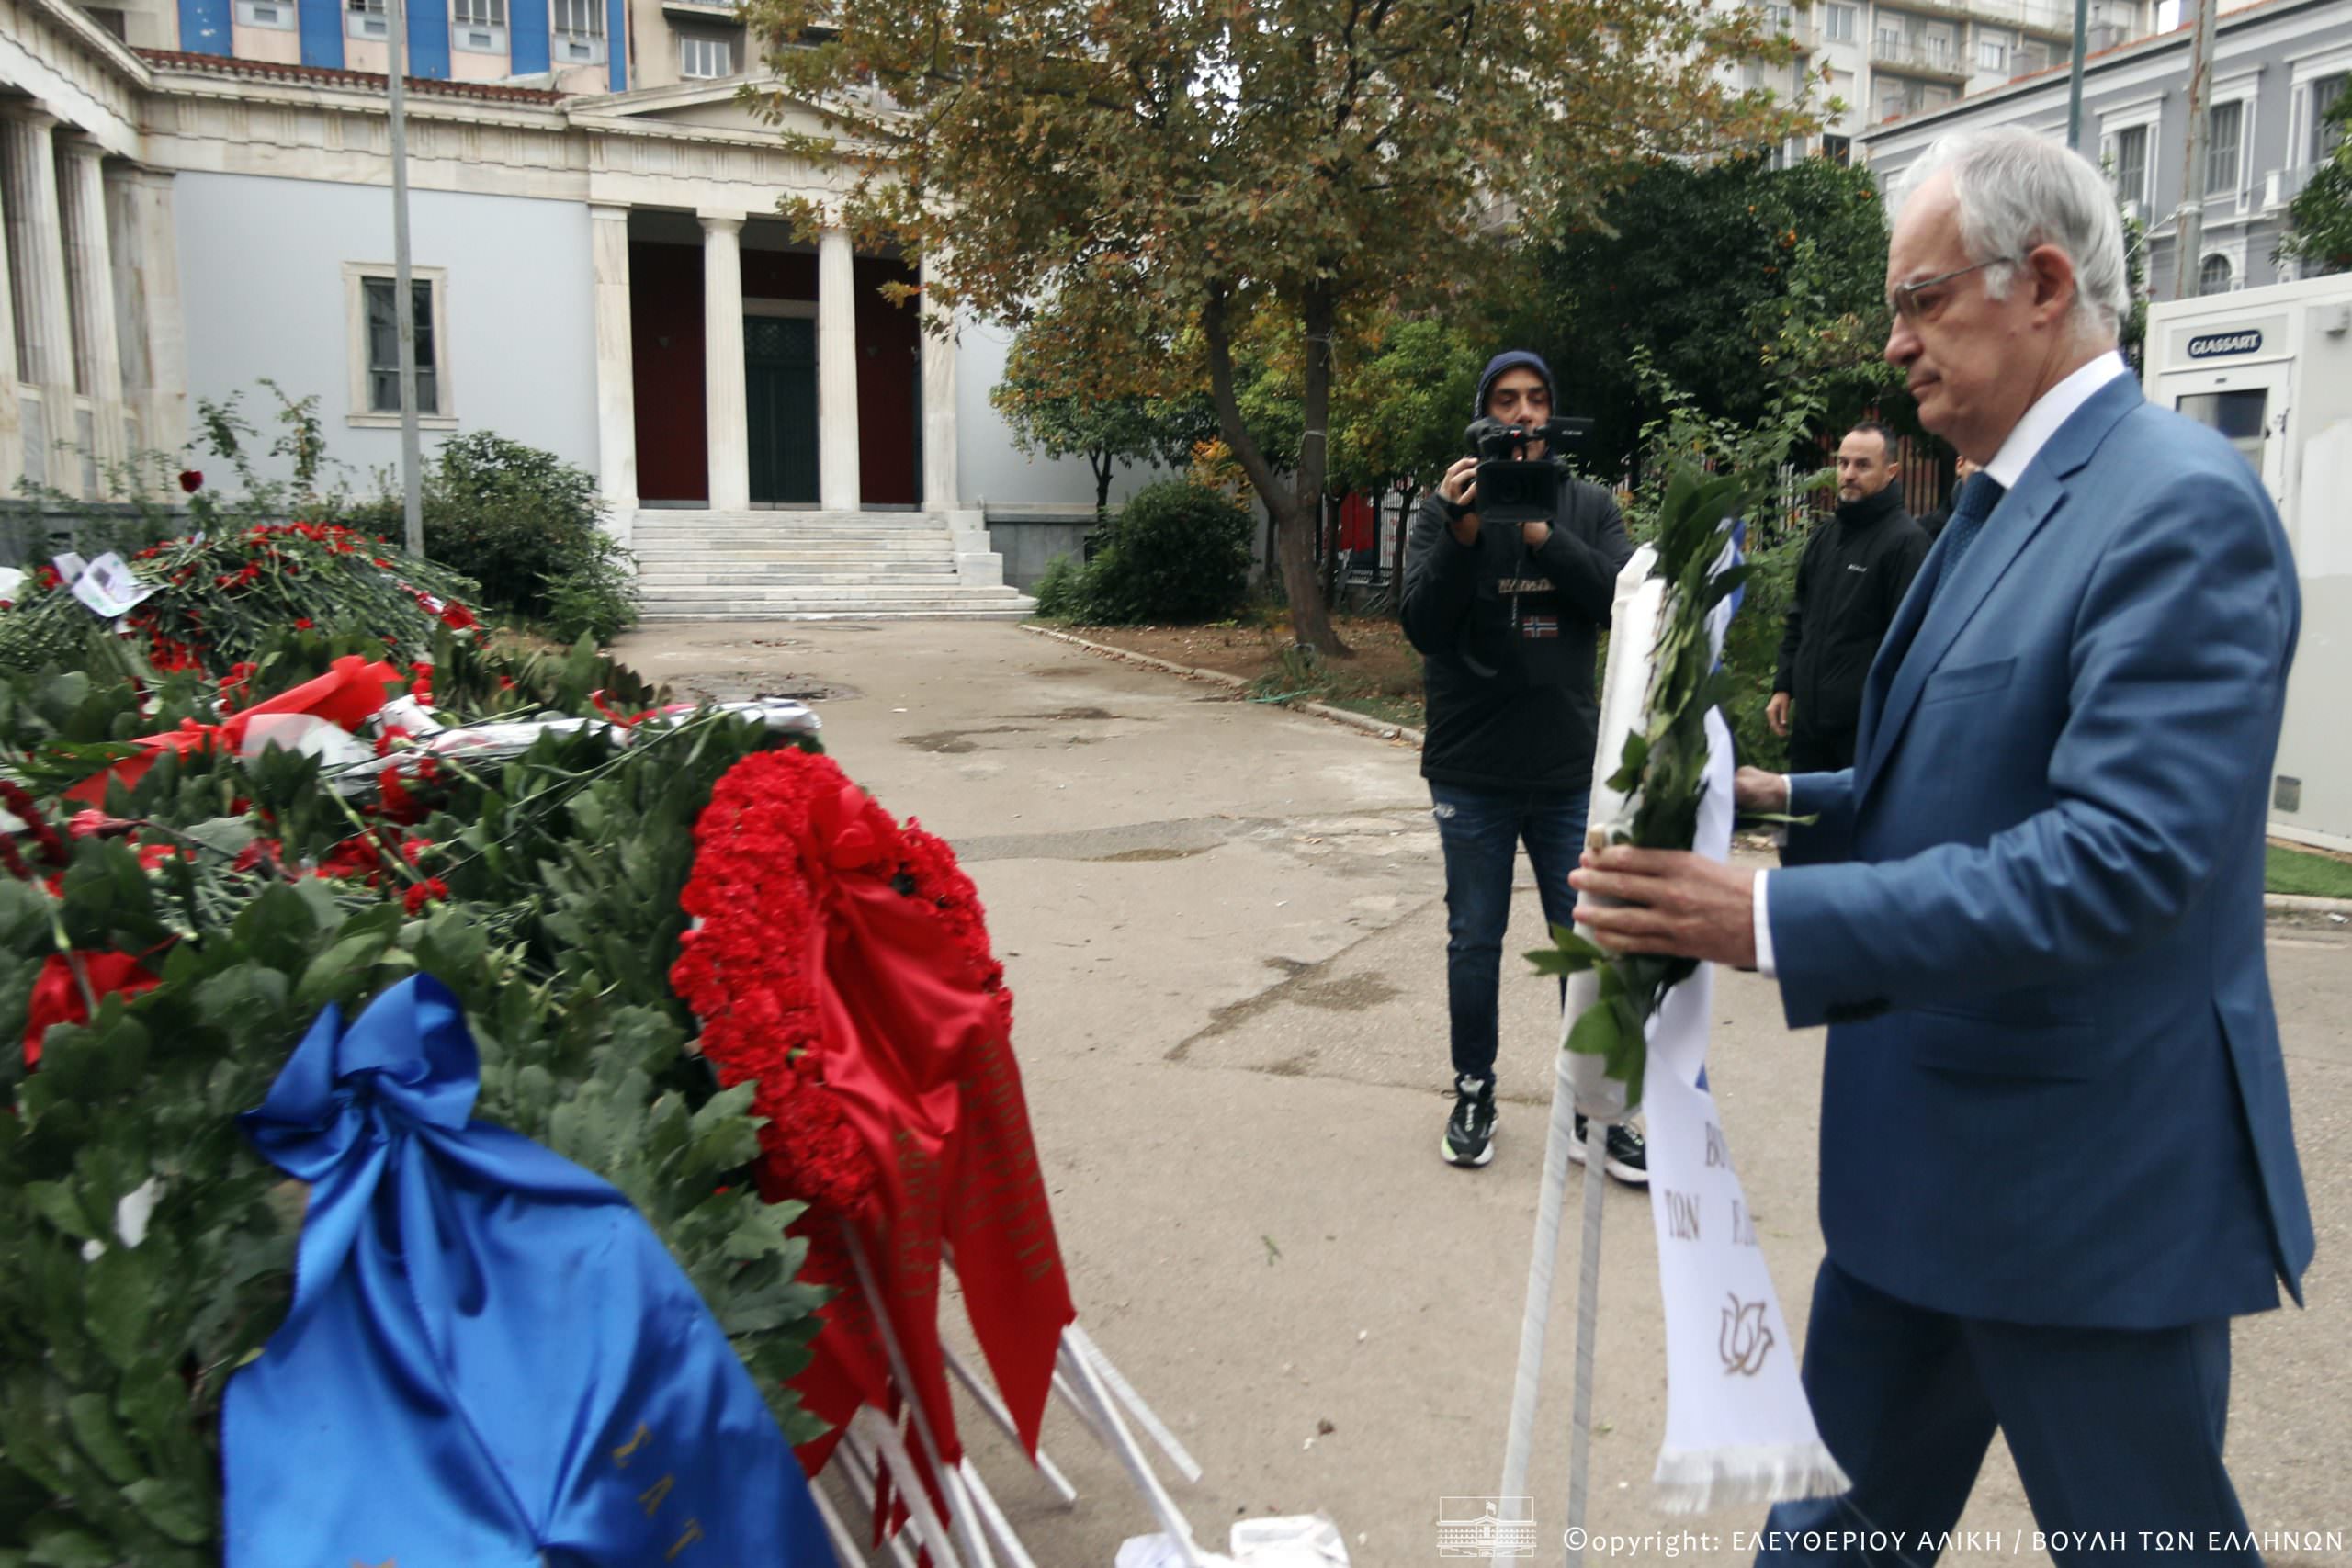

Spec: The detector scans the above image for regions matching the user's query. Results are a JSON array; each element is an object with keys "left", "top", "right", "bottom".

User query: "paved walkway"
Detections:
[{"left": 615, "top": 620, "right": 2351, "bottom": 1568}]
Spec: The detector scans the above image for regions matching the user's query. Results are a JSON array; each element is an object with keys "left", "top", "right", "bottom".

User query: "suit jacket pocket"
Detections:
[
  {"left": 1918, "top": 657, "right": 2016, "bottom": 706},
  {"left": 1909, "top": 1005, "right": 2099, "bottom": 1081}
]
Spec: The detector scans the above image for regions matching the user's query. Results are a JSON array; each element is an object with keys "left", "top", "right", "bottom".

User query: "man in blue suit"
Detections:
[{"left": 1570, "top": 129, "right": 2312, "bottom": 1562}]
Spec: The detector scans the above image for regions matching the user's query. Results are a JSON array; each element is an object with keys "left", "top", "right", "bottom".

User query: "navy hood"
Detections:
[{"left": 1475, "top": 351, "right": 1555, "bottom": 418}]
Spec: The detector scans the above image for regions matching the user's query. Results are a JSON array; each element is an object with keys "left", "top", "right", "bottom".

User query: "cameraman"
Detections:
[{"left": 1402, "top": 351, "right": 1640, "bottom": 1179}]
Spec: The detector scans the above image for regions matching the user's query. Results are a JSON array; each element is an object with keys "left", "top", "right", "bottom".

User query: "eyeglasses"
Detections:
[{"left": 1888, "top": 256, "right": 2018, "bottom": 323}]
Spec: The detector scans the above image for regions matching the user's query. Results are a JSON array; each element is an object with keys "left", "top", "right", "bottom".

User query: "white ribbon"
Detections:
[{"left": 1636, "top": 704, "right": 1849, "bottom": 1511}]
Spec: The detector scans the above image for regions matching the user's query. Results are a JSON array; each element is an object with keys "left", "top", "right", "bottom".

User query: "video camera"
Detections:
[{"left": 1463, "top": 415, "right": 1594, "bottom": 527}]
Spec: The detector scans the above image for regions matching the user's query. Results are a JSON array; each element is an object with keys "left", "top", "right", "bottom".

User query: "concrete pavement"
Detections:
[{"left": 614, "top": 619, "right": 2351, "bottom": 1568}]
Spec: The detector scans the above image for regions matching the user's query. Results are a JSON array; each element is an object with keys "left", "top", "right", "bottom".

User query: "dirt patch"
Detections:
[
  {"left": 1088, "top": 846, "right": 1212, "bottom": 863},
  {"left": 1049, "top": 615, "right": 1427, "bottom": 728}
]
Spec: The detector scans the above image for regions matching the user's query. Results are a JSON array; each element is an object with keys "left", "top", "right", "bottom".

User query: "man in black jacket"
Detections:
[
  {"left": 1402, "top": 351, "right": 1641, "bottom": 1178},
  {"left": 1770, "top": 422, "right": 1931, "bottom": 864}
]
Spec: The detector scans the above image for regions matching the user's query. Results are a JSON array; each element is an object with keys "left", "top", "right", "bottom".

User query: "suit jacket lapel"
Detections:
[{"left": 1852, "top": 374, "right": 2143, "bottom": 802}]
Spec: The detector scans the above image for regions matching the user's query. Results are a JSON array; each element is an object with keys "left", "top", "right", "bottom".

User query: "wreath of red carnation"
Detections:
[{"left": 669, "top": 747, "right": 1014, "bottom": 1220}]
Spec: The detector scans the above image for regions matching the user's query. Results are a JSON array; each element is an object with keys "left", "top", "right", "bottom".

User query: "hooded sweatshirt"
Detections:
[{"left": 1400, "top": 352, "right": 1635, "bottom": 792}]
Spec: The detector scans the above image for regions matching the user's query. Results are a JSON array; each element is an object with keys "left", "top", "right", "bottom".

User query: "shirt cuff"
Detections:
[{"left": 1753, "top": 868, "right": 1777, "bottom": 979}]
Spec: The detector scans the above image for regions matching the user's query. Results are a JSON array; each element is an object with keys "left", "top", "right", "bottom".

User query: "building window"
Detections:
[
  {"left": 1764, "top": 3, "right": 1795, "bottom": 32},
  {"left": 2199, "top": 254, "right": 2233, "bottom": 295},
  {"left": 2111, "top": 123, "right": 2147, "bottom": 205},
  {"left": 680, "top": 34, "right": 735, "bottom": 78},
  {"left": 344, "top": 265, "right": 456, "bottom": 428},
  {"left": 2313, "top": 73, "right": 2348, "bottom": 164},
  {"left": 1824, "top": 132, "right": 1852, "bottom": 165},
  {"left": 1979, "top": 37, "right": 2007, "bottom": 72},
  {"left": 2205, "top": 100, "right": 2243, "bottom": 196},
  {"left": 1877, "top": 24, "right": 1902, "bottom": 54},
  {"left": 346, "top": 0, "right": 388, "bottom": 39},
  {"left": 1826, "top": 4, "right": 1856, "bottom": 41},
  {"left": 453, "top": 0, "right": 506, "bottom": 51},
  {"left": 236, "top": 0, "right": 296, "bottom": 28},
  {"left": 551, "top": 0, "right": 606, "bottom": 62}
]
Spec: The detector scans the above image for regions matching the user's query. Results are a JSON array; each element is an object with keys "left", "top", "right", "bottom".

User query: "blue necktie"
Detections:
[{"left": 1928, "top": 472, "right": 2007, "bottom": 606}]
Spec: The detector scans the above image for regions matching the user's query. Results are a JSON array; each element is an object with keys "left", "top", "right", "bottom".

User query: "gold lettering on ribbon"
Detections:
[
  {"left": 610, "top": 1423, "right": 652, "bottom": 1468},
  {"left": 665, "top": 1518, "right": 705, "bottom": 1560},
  {"left": 639, "top": 1472, "right": 676, "bottom": 1517}
]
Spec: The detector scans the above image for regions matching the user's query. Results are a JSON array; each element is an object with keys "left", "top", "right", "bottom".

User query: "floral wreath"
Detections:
[{"left": 668, "top": 747, "right": 1013, "bottom": 1219}]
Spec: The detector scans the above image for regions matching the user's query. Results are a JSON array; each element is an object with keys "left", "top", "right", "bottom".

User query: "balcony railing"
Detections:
[{"left": 1871, "top": 38, "right": 1971, "bottom": 80}]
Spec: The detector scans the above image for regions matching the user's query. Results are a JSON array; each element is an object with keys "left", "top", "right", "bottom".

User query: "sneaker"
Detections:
[
  {"left": 1571, "top": 1114, "right": 1648, "bottom": 1185},
  {"left": 1442, "top": 1074, "right": 1497, "bottom": 1168}
]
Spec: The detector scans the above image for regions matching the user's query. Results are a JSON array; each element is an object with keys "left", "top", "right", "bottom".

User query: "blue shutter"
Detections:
[
  {"left": 178, "top": 0, "right": 232, "bottom": 55},
  {"left": 299, "top": 0, "right": 345, "bottom": 67},
  {"left": 509, "top": 0, "right": 549, "bottom": 73}
]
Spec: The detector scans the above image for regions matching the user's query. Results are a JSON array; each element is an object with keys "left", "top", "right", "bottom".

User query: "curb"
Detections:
[
  {"left": 1021, "top": 623, "right": 1426, "bottom": 748},
  {"left": 2266, "top": 892, "right": 2352, "bottom": 918}
]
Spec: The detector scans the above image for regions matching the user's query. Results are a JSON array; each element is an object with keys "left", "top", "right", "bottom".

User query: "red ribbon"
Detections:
[
  {"left": 767, "top": 766, "right": 1075, "bottom": 1501},
  {"left": 67, "top": 657, "right": 404, "bottom": 806}
]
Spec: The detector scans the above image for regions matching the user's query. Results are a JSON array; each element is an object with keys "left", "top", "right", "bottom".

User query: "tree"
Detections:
[
  {"left": 1521, "top": 153, "right": 1898, "bottom": 483},
  {"left": 989, "top": 291, "right": 1212, "bottom": 520},
  {"left": 2278, "top": 88, "right": 2352, "bottom": 276},
  {"left": 1327, "top": 314, "right": 1484, "bottom": 597},
  {"left": 742, "top": 0, "right": 1810, "bottom": 655}
]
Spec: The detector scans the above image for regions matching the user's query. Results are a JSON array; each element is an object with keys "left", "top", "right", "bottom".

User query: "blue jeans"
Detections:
[{"left": 1429, "top": 781, "right": 1589, "bottom": 1084}]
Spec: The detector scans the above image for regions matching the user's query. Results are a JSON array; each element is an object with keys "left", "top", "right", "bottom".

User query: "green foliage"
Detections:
[
  {"left": 0, "top": 643, "right": 829, "bottom": 1562},
  {"left": 1327, "top": 318, "right": 1486, "bottom": 499},
  {"left": 1026, "top": 481, "right": 1252, "bottom": 626},
  {"left": 0, "top": 518, "right": 481, "bottom": 677},
  {"left": 990, "top": 291, "right": 1216, "bottom": 518},
  {"left": 345, "top": 432, "right": 638, "bottom": 645},
  {"left": 1524, "top": 155, "right": 1900, "bottom": 481},
  {"left": 2279, "top": 88, "right": 2352, "bottom": 275},
  {"left": 1527, "top": 468, "right": 1753, "bottom": 1112},
  {"left": 1620, "top": 355, "right": 1830, "bottom": 773},
  {"left": 1029, "top": 553, "right": 1088, "bottom": 621}
]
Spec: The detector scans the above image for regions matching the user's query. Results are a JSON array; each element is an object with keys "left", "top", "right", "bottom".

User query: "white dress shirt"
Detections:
[{"left": 1751, "top": 351, "right": 2131, "bottom": 979}]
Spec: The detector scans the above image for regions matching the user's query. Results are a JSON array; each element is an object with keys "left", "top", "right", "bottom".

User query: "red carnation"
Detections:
[
  {"left": 178, "top": 468, "right": 202, "bottom": 493},
  {"left": 401, "top": 876, "right": 449, "bottom": 915},
  {"left": 25, "top": 952, "right": 161, "bottom": 1067}
]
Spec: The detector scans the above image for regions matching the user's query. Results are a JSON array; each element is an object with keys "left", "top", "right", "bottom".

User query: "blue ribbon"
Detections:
[{"left": 224, "top": 975, "right": 829, "bottom": 1566}]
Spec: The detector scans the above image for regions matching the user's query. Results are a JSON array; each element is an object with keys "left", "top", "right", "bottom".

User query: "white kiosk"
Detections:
[{"left": 2145, "top": 274, "right": 2352, "bottom": 853}]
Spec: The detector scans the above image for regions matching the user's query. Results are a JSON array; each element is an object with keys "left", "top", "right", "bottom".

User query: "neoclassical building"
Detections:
[{"left": 0, "top": 0, "right": 1117, "bottom": 615}]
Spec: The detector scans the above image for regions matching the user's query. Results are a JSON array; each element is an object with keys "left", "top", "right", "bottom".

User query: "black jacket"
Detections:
[
  {"left": 1401, "top": 477, "right": 1634, "bottom": 792},
  {"left": 1773, "top": 486, "right": 1931, "bottom": 739}
]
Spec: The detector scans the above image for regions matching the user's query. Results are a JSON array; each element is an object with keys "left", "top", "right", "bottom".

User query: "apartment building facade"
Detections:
[
  {"left": 1860, "top": 0, "right": 2351, "bottom": 296},
  {"left": 82, "top": 0, "right": 752, "bottom": 96},
  {"left": 1739, "top": 0, "right": 2161, "bottom": 161}
]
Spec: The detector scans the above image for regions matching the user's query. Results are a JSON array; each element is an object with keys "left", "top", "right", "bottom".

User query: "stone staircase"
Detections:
[{"left": 628, "top": 510, "right": 1035, "bottom": 621}]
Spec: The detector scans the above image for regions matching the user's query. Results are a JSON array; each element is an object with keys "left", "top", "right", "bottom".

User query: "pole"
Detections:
[
  {"left": 386, "top": 0, "right": 424, "bottom": 557},
  {"left": 2173, "top": 0, "right": 2220, "bottom": 300},
  {"left": 2064, "top": 0, "right": 2090, "bottom": 150}
]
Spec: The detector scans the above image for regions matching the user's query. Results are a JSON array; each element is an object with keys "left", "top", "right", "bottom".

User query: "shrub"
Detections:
[
  {"left": 1030, "top": 552, "right": 1088, "bottom": 620},
  {"left": 1029, "top": 480, "right": 1251, "bottom": 626},
  {"left": 347, "top": 433, "right": 637, "bottom": 644}
]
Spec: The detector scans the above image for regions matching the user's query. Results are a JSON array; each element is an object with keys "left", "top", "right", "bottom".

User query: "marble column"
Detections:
[
  {"left": 0, "top": 108, "right": 78, "bottom": 492},
  {"left": 700, "top": 212, "right": 749, "bottom": 513},
  {"left": 816, "top": 224, "right": 860, "bottom": 512},
  {"left": 0, "top": 144, "right": 22, "bottom": 501},
  {"left": 589, "top": 205, "right": 639, "bottom": 539},
  {"left": 57, "top": 134, "right": 129, "bottom": 496},
  {"left": 919, "top": 251, "right": 958, "bottom": 513},
  {"left": 103, "top": 165, "right": 187, "bottom": 465}
]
